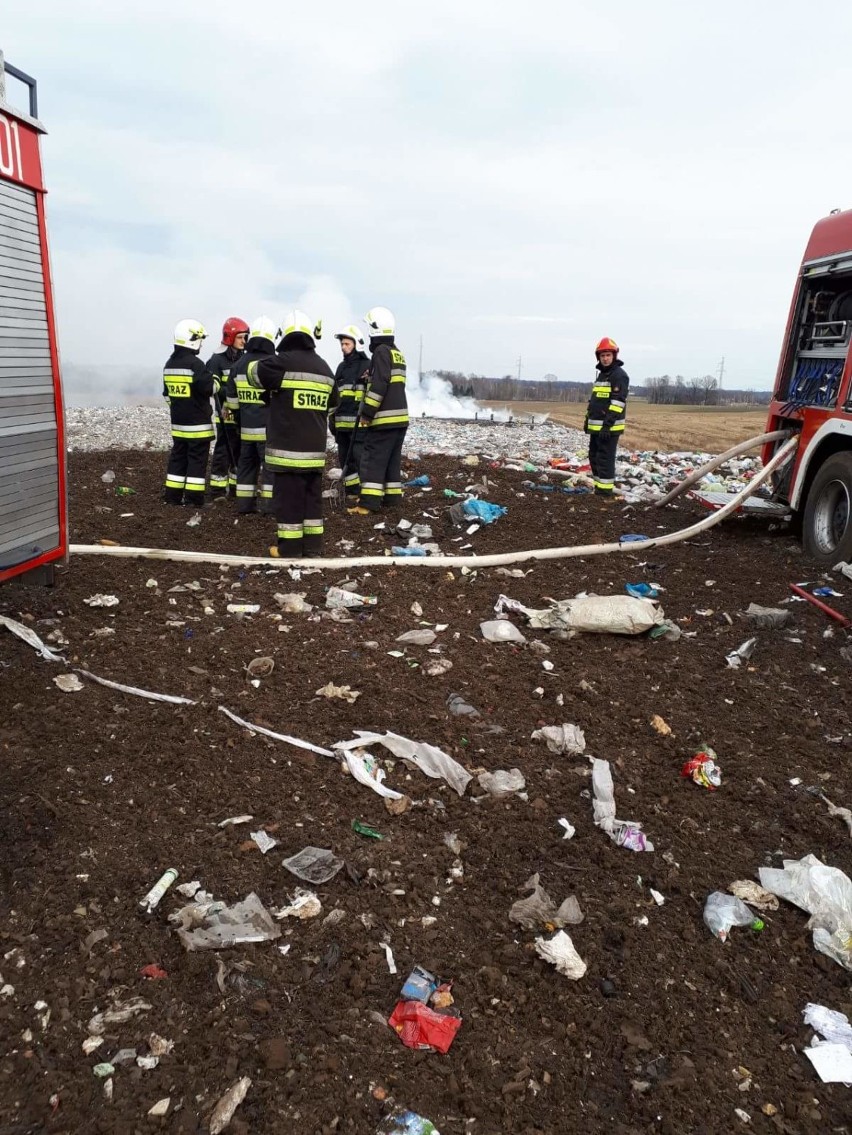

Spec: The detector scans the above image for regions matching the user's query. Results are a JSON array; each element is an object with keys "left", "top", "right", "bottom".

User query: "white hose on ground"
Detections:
[
  {"left": 69, "top": 436, "right": 798, "bottom": 572},
  {"left": 652, "top": 429, "right": 793, "bottom": 508}
]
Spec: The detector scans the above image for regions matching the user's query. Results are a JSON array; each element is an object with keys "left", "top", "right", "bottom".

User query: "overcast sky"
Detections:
[{"left": 5, "top": 1, "right": 852, "bottom": 394}]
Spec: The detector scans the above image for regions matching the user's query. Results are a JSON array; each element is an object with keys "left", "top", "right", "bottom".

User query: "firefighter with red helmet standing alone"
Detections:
[
  {"left": 207, "top": 317, "right": 249, "bottom": 499},
  {"left": 584, "top": 337, "right": 629, "bottom": 497}
]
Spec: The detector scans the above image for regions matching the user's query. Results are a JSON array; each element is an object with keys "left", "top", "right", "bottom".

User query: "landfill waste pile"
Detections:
[{"left": 1, "top": 446, "right": 851, "bottom": 1135}]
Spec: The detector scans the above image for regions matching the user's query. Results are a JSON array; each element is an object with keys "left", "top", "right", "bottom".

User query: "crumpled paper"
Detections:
[
  {"left": 531, "top": 723, "right": 586, "bottom": 755},
  {"left": 534, "top": 930, "right": 587, "bottom": 979}
]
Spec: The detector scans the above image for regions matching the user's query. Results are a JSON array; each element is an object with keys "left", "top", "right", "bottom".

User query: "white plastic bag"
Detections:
[
  {"left": 759, "top": 854, "right": 852, "bottom": 970},
  {"left": 479, "top": 620, "right": 527, "bottom": 644},
  {"left": 534, "top": 930, "right": 587, "bottom": 979},
  {"left": 531, "top": 723, "right": 586, "bottom": 755}
]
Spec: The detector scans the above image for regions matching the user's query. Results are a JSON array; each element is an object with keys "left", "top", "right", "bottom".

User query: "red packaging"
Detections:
[
  {"left": 140, "top": 964, "right": 168, "bottom": 980},
  {"left": 388, "top": 999, "right": 462, "bottom": 1054}
]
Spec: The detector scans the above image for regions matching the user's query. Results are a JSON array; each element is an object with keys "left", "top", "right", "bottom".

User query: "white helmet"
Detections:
[
  {"left": 364, "top": 306, "right": 395, "bottom": 338},
  {"left": 173, "top": 319, "right": 207, "bottom": 351},
  {"left": 250, "top": 315, "right": 280, "bottom": 344},
  {"left": 334, "top": 324, "right": 365, "bottom": 351},
  {"left": 282, "top": 310, "right": 322, "bottom": 342}
]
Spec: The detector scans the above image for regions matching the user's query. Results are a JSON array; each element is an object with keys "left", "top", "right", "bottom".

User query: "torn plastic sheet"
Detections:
[
  {"left": 344, "top": 730, "right": 472, "bottom": 797},
  {"left": 75, "top": 669, "right": 196, "bottom": 706},
  {"left": 339, "top": 748, "right": 405, "bottom": 801},
  {"left": 591, "top": 758, "right": 654, "bottom": 852},
  {"left": 534, "top": 930, "right": 587, "bottom": 979},
  {"left": 0, "top": 614, "right": 65, "bottom": 662},
  {"left": 758, "top": 853, "right": 852, "bottom": 970},
  {"left": 510, "top": 873, "right": 584, "bottom": 929},
  {"left": 531, "top": 723, "right": 586, "bottom": 755},
  {"left": 495, "top": 593, "right": 663, "bottom": 635},
  {"left": 174, "top": 892, "right": 280, "bottom": 951},
  {"left": 218, "top": 706, "right": 336, "bottom": 758}
]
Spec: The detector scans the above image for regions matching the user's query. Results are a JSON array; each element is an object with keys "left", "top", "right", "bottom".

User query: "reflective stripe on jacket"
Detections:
[
  {"left": 586, "top": 359, "right": 629, "bottom": 433},
  {"left": 162, "top": 346, "right": 217, "bottom": 439},
  {"left": 226, "top": 337, "right": 275, "bottom": 442},
  {"left": 360, "top": 338, "right": 409, "bottom": 429},
  {"left": 331, "top": 351, "right": 369, "bottom": 431}
]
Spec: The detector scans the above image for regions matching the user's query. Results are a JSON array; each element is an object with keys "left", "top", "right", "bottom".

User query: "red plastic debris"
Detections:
[
  {"left": 140, "top": 964, "right": 168, "bottom": 980},
  {"left": 388, "top": 999, "right": 461, "bottom": 1054}
]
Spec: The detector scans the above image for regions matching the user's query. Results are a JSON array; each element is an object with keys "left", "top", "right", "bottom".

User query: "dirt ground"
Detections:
[
  {"left": 1, "top": 450, "right": 851, "bottom": 1135},
  {"left": 482, "top": 401, "right": 770, "bottom": 453}
]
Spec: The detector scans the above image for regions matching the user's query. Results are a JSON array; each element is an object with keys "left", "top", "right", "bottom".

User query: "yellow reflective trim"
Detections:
[{"left": 279, "top": 379, "right": 333, "bottom": 393}]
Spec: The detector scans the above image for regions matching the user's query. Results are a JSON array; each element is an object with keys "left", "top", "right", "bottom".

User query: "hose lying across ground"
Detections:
[
  {"left": 652, "top": 429, "right": 793, "bottom": 508},
  {"left": 69, "top": 436, "right": 799, "bottom": 572}
]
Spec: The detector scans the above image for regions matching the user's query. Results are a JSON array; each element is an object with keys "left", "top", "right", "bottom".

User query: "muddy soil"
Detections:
[{"left": 1, "top": 450, "right": 851, "bottom": 1135}]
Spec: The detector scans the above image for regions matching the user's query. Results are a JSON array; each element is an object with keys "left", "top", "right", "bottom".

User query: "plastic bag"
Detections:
[
  {"left": 388, "top": 999, "right": 462, "bottom": 1053},
  {"left": 477, "top": 769, "right": 525, "bottom": 798},
  {"left": 348, "top": 730, "right": 473, "bottom": 797},
  {"left": 175, "top": 893, "right": 281, "bottom": 951},
  {"left": 591, "top": 758, "right": 654, "bottom": 851},
  {"left": 703, "top": 891, "right": 764, "bottom": 943},
  {"left": 531, "top": 723, "right": 586, "bottom": 755},
  {"left": 396, "top": 629, "right": 437, "bottom": 645},
  {"left": 759, "top": 854, "right": 852, "bottom": 970},
  {"left": 479, "top": 620, "right": 527, "bottom": 644},
  {"left": 726, "top": 637, "right": 756, "bottom": 668},
  {"left": 325, "top": 587, "right": 377, "bottom": 609},
  {"left": 509, "top": 874, "right": 583, "bottom": 929},
  {"left": 745, "top": 603, "right": 789, "bottom": 629},
  {"left": 282, "top": 846, "right": 344, "bottom": 884},
  {"left": 534, "top": 930, "right": 587, "bottom": 979},
  {"left": 274, "top": 592, "right": 313, "bottom": 614}
]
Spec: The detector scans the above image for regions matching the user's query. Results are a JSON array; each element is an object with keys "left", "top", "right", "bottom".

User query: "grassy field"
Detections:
[{"left": 481, "top": 399, "right": 771, "bottom": 452}]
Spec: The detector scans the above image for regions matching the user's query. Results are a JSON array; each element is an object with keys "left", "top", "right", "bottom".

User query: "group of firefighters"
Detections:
[
  {"left": 162, "top": 313, "right": 629, "bottom": 558},
  {"left": 162, "top": 306, "right": 409, "bottom": 557}
]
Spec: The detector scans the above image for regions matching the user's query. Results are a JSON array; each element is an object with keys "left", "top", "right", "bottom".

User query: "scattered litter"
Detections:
[
  {"left": 173, "top": 892, "right": 280, "bottom": 951},
  {"left": 759, "top": 854, "right": 852, "bottom": 970},
  {"left": 383, "top": 943, "right": 397, "bottom": 974},
  {"left": 139, "top": 964, "right": 168, "bottom": 980},
  {"left": 84, "top": 594, "right": 120, "bottom": 608},
  {"left": 378, "top": 1109, "right": 441, "bottom": 1135},
  {"left": 558, "top": 818, "right": 576, "bottom": 840},
  {"left": 497, "top": 592, "right": 663, "bottom": 635},
  {"left": 531, "top": 723, "right": 585, "bottom": 755},
  {"left": 274, "top": 592, "right": 313, "bottom": 613},
  {"left": 385, "top": 795, "right": 412, "bottom": 815},
  {"left": 804, "top": 1043, "right": 852, "bottom": 1084},
  {"left": 729, "top": 880, "right": 779, "bottom": 911},
  {"left": 745, "top": 603, "right": 790, "bottom": 629},
  {"left": 139, "top": 869, "right": 178, "bottom": 914},
  {"left": 424, "top": 658, "right": 453, "bottom": 677},
  {"left": 726, "top": 638, "right": 757, "bottom": 668},
  {"left": 815, "top": 792, "right": 852, "bottom": 838},
  {"left": 82, "top": 1036, "right": 103, "bottom": 1054},
  {"left": 275, "top": 889, "right": 322, "bottom": 920},
  {"left": 54, "top": 673, "right": 84, "bottom": 692},
  {"left": 591, "top": 758, "right": 654, "bottom": 851},
  {"left": 388, "top": 999, "right": 461, "bottom": 1054},
  {"left": 101, "top": 470, "right": 115, "bottom": 483},
  {"left": 534, "top": 930, "right": 587, "bottom": 979},
  {"left": 649, "top": 889, "right": 665, "bottom": 906},
  {"left": 703, "top": 892, "right": 765, "bottom": 943},
  {"left": 137, "top": 1055, "right": 159, "bottom": 1070},
  {"left": 834, "top": 560, "right": 852, "bottom": 580},
  {"left": 250, "top": 830, "right": 279, "bottom": 854},
  {"left": 510, "top": 873, "right": 584, "bottom": 929},
  {"left": 396, "top": 629, "right": 437, "bottom": 646},
  {"left": 681, "top": 749, "right": 722, "bottom": 790},
  {"left": 0, "top": 614, "right": 65, "bottom": 662},
  {"left": 803, "top": 1002, "right": 852, "bottom": 1049},
  {"left": 218, "top": 815, "right": 253, "bottom": 828},
  {"left": 75, "top": 669, "right": 196, "bottom": 706},
  {"left": 813, "top": 586, "right": 843, "bottom": 598},
  {"left": 340, "top": 730, "right": 473, "bottom": 797},
  {"left": 495, "top": 567, "right": 529, "bottom": 578},
  {"left": 352, "top": 820, "right": 385, "bottom": 840},
  {"left": 341, "top": 748, "right": 404, "bottom": 800},
  {"left": 186, "top": 511, "right": 202, "bottom": 527},
  {"left": 88, "top": 997, "right": 152, "bottom": 1035},
  {"left": 282, "top": 846, "right": 344, "bottom": 884},
  {"left": 93, "top": 1063, "right": 115, "bottom": 1078},
  {"left": 625, "top": 582, "right": 658, "bottom": 599},
  {"left": 446, "top": 693, "right": 479, "bottom": 717},
  {"left": 79, "top": 928, "right": 108, "bottom": 957},
  {"left": 477, "top": 769, "right": 526, "bottom": 798},
  {"left": 316, "top": 681, "right": 361, "bottom": 704},
  {"left": 620, "top": 533, "right": 649, "bottom": 544},
  {"left": 209, "top": 1076, "right": 252, "bottom": 1135},
  {"left": 650, "top": 714, "right": 672, "bottom": 736},
  {"left": 733, "top": 1108, "right": 751, "bottom": 1125},
  {"left": 218, "top": 706, "right": 336, "bottom": 758},
  {"left": 480, "top": 619, "right": 527, "bottom": 643},
  {"left": 227, "top": 603, "right": 260, "bottom": 615},
  {"left": 148, "top": 1099, "right": 170, "bottom": 1119},
  {"left": 326, "top": 587, "right": 377, "bottom": 609},
  {"left": 246, "top": 656, "right": 274, "bottom": 679}
]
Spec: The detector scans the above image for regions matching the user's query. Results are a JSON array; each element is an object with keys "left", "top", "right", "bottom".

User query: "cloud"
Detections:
[{"left": 5, "top": 0, "right": 852, "bottom": 397}]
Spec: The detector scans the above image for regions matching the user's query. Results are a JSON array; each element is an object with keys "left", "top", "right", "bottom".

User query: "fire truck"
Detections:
[
  {"left": 763, "top": 209, "right": 852, "bottom": 566},
  {"left": 0, "top": 52, "right": 66, "bottom": 585}
]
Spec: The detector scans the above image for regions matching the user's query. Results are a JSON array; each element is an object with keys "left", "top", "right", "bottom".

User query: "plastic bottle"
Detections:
[{"left": 703, "top": 892, "right": 765, "bottom": 942}]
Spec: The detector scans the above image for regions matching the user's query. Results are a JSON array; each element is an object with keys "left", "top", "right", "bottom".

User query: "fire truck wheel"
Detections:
[{"left": 802, "top": 451, "right": 852, "bottom": 566}]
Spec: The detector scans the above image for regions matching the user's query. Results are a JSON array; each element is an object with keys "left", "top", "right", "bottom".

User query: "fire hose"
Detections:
[
  {"left": 652, "top": 429, "right": 793, "bottom": 508},
  {"left": 70, "top": 436, "right": 799, "bottom": 571}
]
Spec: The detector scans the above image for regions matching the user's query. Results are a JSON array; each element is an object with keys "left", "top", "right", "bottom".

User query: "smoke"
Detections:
[{"left": 406, "top": 370, "right": 508, "bottom": 421}]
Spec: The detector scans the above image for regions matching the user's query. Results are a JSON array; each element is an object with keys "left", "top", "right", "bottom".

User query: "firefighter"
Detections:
[
  {"left": 348, "top": 306, "right": 409, "bottom": 515},
  {"left": 162, "top": 319, "right": 218, "bottom": 507},
  {"left": 246, "top": 310, "right": 337, "bottom": 557},
  {"left": 330, "top": 324, "right": 370, "bottom": 499},
  {"left": 226, "top": 316, "right": 279, "bottom": 515},
  {"left": 584, "top": 336, "right": 629, "bottom": 497},
  {"left": 207, "top": 317, "right": 249, "bottom": 499}
]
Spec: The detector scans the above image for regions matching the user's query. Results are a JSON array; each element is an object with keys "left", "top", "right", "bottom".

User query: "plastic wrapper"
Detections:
[
  {"left": 282, "top": 846, "right": 344, "bottom": 884},
  {"left": 341, "top": 748, "right": 405, "bottom": 800},
  {"left": 510, "top": 874, "right": 583, "bottom": 929},
  {"left": 209, "top": 1077, "right": 252, "bottom": 1135},
  {"left": 396, "top": 629, "right": 437, "bottom": 645},
  {"left": 326, "top": 587, "right": 377, "bottom": 609},
  {"left": 0, "top": 614, "right": 65, "bottom": 662},
  {"left": 275, "top": 888, "right": 322, "bottom": 920},
  {"left": 379, "top": 1109, "right": 441, "bottom": 1134},
  {"left": 388, "top": 999, "right": 461, "bottom": 1054},
  {"left": 174, "top": 892, "right": 281, "bottom": 951},
  {"left": 461, "top": 499, "right": 506, "bottom": 524},
  {"left": 703, "top": 891, "right": 764, "bottom": 943},
  {"left": 477, "top": 769, "right": 526, "bottom": 798},
  {"left": 274, "top": 592, "right": 313, "bottom": 613},
  {"left": 591, "top": 758, "right": 654, "bottom": 851},
  {"left": 479, "top": 619, "right": 527, "bottom": 643},
  {"left": 726, "top": 637, "right": 757, "bottom": 668},
  {"left": 803, "top": 1002, "right": 852, "bottom": 1049},
  {"left": 534, "top": 930, "right": 587, "bottom": 979},
  {"left": 531, "top": 723, "right": 586, "bottom": 755},
  {"left": 745, "top": 603, "right": 789, "bottom": 629},
  {"left": 759, "top": 854, "right": 852, "bottom": 970},
  {"left": 681, "top": 750, "right": 722, "bottom": 790},
  {"left": 345, "top": 730, "right": 472, "bottom": 797}
]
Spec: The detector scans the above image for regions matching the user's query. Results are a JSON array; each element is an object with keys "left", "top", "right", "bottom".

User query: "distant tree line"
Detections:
[{"left": 436, "top": 370, "right": 771, "bottom": 406}]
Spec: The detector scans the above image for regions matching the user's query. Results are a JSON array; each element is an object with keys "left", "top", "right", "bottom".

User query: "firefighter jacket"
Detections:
[
  {"left": 360, "top": 337, "right": 409, "bottom": 429},
  {"left": 586, "top": 359, "right": 629, "bottom": 433},
  {"left": 207, "top": 345, "right": 243, "bottom": 425},
  {"left": 162, "top": 346, "right": 217, "bottom": 440},
  {"left": 226, "top": 338, "right": 275, "bottom": 442},
  {"left": 330, "top": 351, "right": 369, "bottom": 433},
  {"left": 247, "top": 333, "right": 338, "bottom": 472}
]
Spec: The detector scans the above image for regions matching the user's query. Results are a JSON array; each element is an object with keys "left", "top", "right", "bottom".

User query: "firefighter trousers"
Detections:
[
  {"left": 271, "top": 471, "right": 324, "bottom": 557},
  {"left": 336, "top": 430, "right": 364, "bottom": 496},
  {"left": 210, "top": 417, "right": 240, "bottom": 496},
  {"left": 588, "top": 430, "right": 620, "bottom": 495},
  {"left": 164, "top": 436, "right": 212, "bottom": 506},
  {"left": 358, "top": 427, "right": 407, "bottom": 512},
  {"left": 235, "top": 439, "right": 273, "bottom": 514}
]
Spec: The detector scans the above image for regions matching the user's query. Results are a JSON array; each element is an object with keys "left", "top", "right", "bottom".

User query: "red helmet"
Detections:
[
  {"left": 222, "top": 317, "right": 249, "bottom": 347},
  {"left": 595, "top": 337, "right": 619, "bottom": 356}
]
